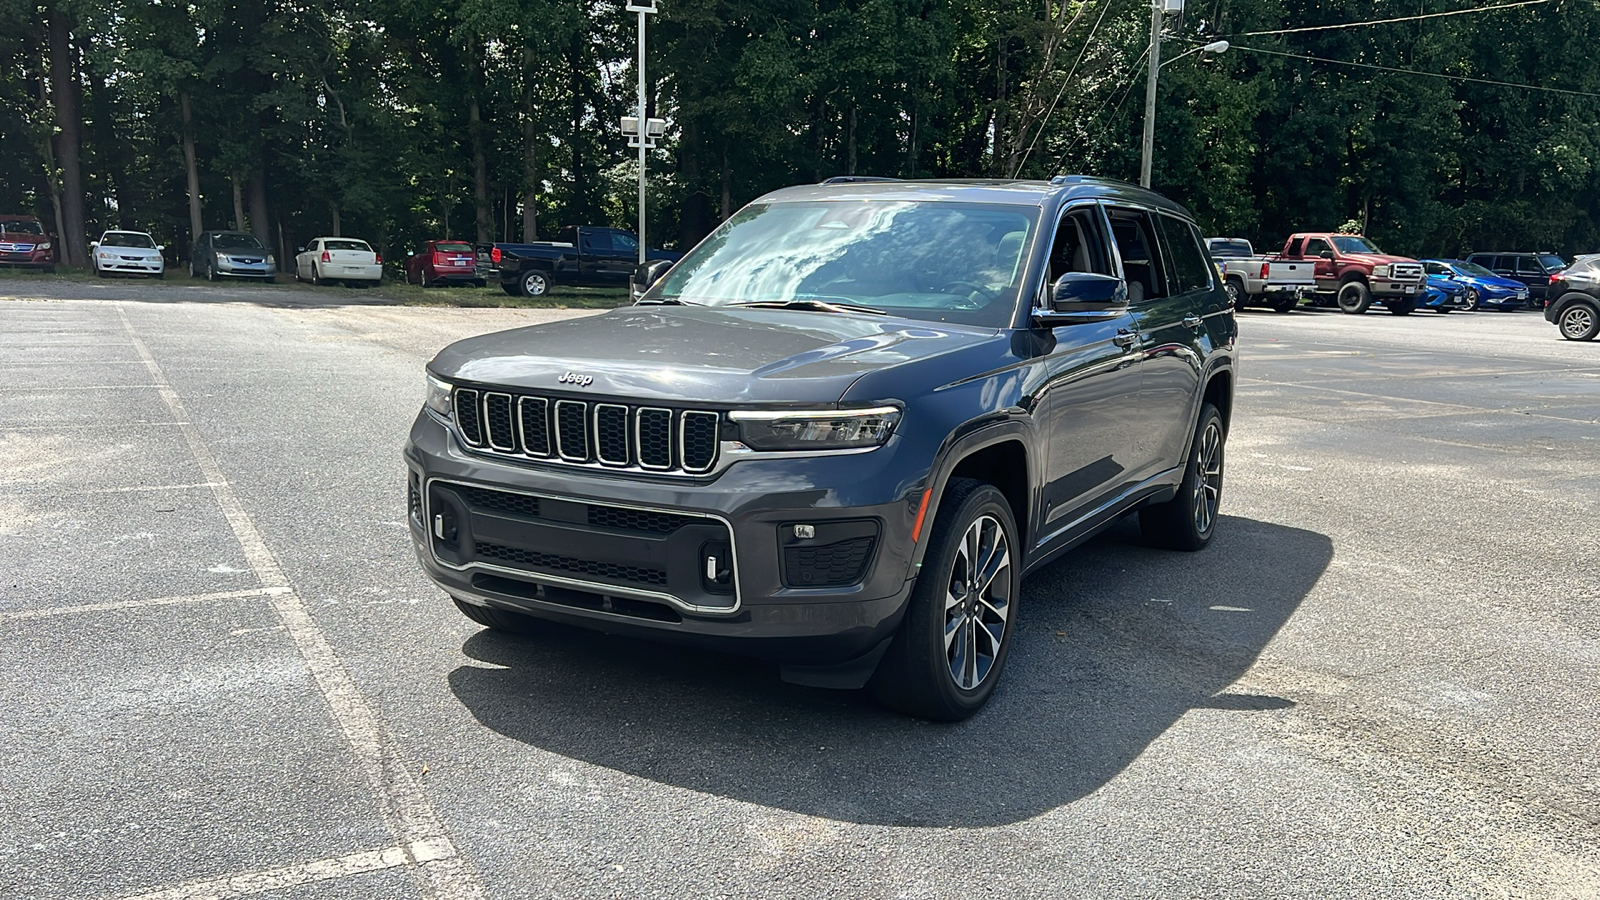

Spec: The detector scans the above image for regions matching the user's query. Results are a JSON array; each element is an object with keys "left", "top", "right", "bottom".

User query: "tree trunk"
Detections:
[
  {"left": 46, "top": 4, "right": 87, "bottom": 267},
  {"left": 181, "top": 92, "right": 203, "bottom": 245},
  {"left": 469, "top": 39, "right": 492, "bottom": 244},
  {"left": 520, "top": 46, "right": 539, "bottom": 242},
  {"left": 847, "top": 107, "right": 858, "bottom": 175},
  {"left": 247, "top": 170, "right": 270, "bottom": 249},
  {"left": 231, "top": 175, "right": 245, "bottom": 231},
  {"left": 329, "top": 201, "right": 341, "bottom": 237},
  {"left": 720, "top": 145, "right": 732, "bottom": 223}
]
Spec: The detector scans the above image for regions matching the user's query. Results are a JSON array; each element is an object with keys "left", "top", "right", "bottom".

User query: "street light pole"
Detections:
[
  {"left": 636, "top": 5, "right": 647, "bottom": 265},
  {"left": 625, "top": 0, "right": 660, "bottom": 265}
]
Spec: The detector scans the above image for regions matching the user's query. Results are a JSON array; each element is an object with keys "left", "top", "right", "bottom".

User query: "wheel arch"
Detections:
[{"left": 909, "top": 421, "right": 1034, "bottom": 576}]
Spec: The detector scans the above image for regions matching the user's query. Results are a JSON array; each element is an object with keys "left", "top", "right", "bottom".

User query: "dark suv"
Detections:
[
  {"left": 1545, "top": 256, "right": 1600, "bottom": 341},
  {"left": 1464, "top": 252, "right": 1568, "bottom": 307},
  {"left": 405, "top": 177, "right": 1237, "bottom": 720}
]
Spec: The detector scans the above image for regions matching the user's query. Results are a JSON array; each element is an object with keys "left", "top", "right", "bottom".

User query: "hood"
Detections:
[
  {"left": 1341, "top": 253, "right": 1421, "bottom": 267},
  {"left": 99, "top": 246, "right": 162, "bottom": 257},
  {"left": 0, "top": 234, "right": 48, "bottom": 247},
  {"left": 429, "top": 305, "right": 1003, "bottom": 404}
]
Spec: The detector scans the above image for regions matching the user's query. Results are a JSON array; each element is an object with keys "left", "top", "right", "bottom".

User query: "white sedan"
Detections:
[
  {"left": 295, "top": 237, "right": 383, "bottom": 285},
  {"left": 91, "top": 230, "right": 165, "bottom": 278}
]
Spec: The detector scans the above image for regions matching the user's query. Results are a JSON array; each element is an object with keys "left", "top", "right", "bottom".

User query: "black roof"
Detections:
[{"left": 757, "top": 177, "right": 1195, "bottom": 219}]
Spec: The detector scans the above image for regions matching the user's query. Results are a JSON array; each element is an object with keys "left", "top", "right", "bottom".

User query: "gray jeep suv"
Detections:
[{"left": 406, "top": 177, "right": 1237, "bottom": 720}]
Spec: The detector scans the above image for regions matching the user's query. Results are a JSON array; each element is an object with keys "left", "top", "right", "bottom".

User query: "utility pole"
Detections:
[{"left": 1139, "top": 0, "right": 1171, "bottom": 189}]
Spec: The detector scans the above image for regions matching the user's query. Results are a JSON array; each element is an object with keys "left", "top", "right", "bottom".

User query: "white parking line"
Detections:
[
  {"left": 0, "top": 587, "right": 289, "bottom": 623},
  {"left": 0, "top": 480, "right": 217, "bottom": 494},
  {"left": 101, "top": 845, "right": 411, "bottom": 900},
  {"left": 116, "top": 304, "right": 485, "bottom": 900}
]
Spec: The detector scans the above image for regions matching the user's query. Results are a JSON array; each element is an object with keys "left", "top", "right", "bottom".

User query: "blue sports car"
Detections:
[
  {"left": 1419, "top": 273, "right": 1471, "bottom": 312},
  {"left": 1422, "top": 259, "right": 1530, "bottom": 311}
]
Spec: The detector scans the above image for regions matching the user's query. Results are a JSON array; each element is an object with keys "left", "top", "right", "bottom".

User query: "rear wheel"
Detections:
[
  {"left": 500, "top": 281, "right": 520, "bottom": 297},
  {"left": 1269, "top": 295, "right": 1297, "bottom": 313},
  {"left": 1224, "top": 278, "right": 1245, "bottom": 309},
  {"left": 870, "top": 478, "right": 1019, "bottom": 721},
  {"left": 1557, "top": 301, "right": 1600, "bottom": 341},
  {"left": 1336, "top": 280, "right": 1371, "bottom": 314},
  {"left": 452, "top": 597, "right": 542, "bottom": 634},
  {"left": 520, "top": 269, "right": 550, "bottom": 297},
  {"left": 1140, "top": 402, "right": 1225, "bottom": 552}
]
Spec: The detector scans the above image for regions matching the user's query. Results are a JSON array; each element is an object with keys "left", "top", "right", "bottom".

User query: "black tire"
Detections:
[
  {"left": 452, "top": 596, "right": 542, "bottom": 634},
  {"left": 1139, "top": 402, "right": 1226, "bottom": 552},
  {"left": 1557, "top": 300, "right": 1600, "bottom": 341},
  {"left": 421, "top": 268, "right": 432, "bottom": 287},
  {"left": 1269, "top": 295, "right": 1297, "bottom": 313},
  {"left": 95, "top": 263, "right": 107, "bottom": 278},
  {"left": 312, "top": 264, "right": 324, "bottom": 286},
  {"left": 206, "top": 262, "right": 215, "bottom": 282},
  {"left": 474, "top": 279, "right": 486, "bottom": 288},
  {"left": 1387, "top": 298, "right": 1416, "bottom": 315},
  {"left": 870, "top": 478, "right": 1020, "bottom": 722},
  {"left": 1335, "top": 280, "right": 1371, "bottom": 314},
  {"left": 1224, "top": 278, "right": 1245, "bottom": 309},
  {"left": 500, "top": 281, "right": 520, "bottom": 297},
  {"left": 188, "top": 260, "right": 196, "bottom": 279},
  {"left": 520, "top": 269, "right": 551, "bottom": 297}
]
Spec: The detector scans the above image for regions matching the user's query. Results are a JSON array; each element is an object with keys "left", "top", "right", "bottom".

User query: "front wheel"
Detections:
[
  {"left": 452, "top": 597, "right": 541, "bottom": 634},
  {"left": 1558, "top": 301, "right": 1600, "bottom": 341},
  {"left": 1387, "top": 298, "right": 1416, "bottom": 316},
  {"left": 1336, "top": 280, "right": 1371, "bottom": 314},
  {"left": 870, "top": 478, "right": 1020, "bottom": 721},
  {"left": 1463, "top": 288, "right": 1480, "bottom": 311},
  {"left": 520, "top": 269, "right": 550, "bottom": 297},
  {"left": 1269, "top": 295, "right": 1298, "bottom": 313},
  {"left": 1140, "top": 402, "right": 1225, "bottom": 551}
]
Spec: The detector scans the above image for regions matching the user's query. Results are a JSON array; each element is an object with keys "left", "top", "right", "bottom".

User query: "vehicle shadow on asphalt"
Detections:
[{"left": 447, "top": 513, "right": 1332, "bottom": 827}]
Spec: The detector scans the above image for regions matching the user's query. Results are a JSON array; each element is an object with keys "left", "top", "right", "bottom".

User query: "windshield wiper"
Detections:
[
  {"left": 732, "top": 297, "right": 886, "bottom": 315},
  {"left": 635, "top": 298, "right": 701, "bottom": 306}
]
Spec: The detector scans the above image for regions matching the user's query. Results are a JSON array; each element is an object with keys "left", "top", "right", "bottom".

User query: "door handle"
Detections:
[
  {"left": 1182, "top": 314, "right": 1204, "bottom": 330},
  {"left": 1112, "top": 330, "right": 1138, "bottom": 349}
]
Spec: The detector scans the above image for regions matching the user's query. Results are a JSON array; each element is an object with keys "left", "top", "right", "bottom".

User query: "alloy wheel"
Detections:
[
  {"left": 1191, "top": 420, "right": 1224, "bottom": 535},
  {"left": 943, "top": 514, "right": 1012, "bottom": 691},
  {"left": 1561, "top": 305, "right": 1595, "bottom": 340}
]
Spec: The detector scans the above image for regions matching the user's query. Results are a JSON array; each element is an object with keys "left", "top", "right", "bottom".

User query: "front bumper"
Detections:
[
  {"left": 1370, "top": 280, "right": 1423, "bottom": 297},
  {"left": 96, "top": 256, "right": 164, "bottom": 274},
  {"left": 405, "top": 410, "right": 922, "bottom": 662},
  {"left": 0, "top": 248, "right": 53, "bottom": 268},
  {"left": 216, "top": 257, "right": 277, "bottom": 278}
]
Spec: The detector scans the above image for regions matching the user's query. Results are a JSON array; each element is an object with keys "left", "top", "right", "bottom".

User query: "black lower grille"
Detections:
[
  {"left": 784, "top": 536, "right": 876, "bottom": 587},
  {"left": 586, "top": 505, "right": 693, "bottom": 534},
  {"left": 475, "top": 541, "right": 668, "bottom": 586},
  {"left": 407, "top": 473, "right": 423, "bottom": 525},
  {"left": 460, "top": 486, "right": 539, "bottom": 518}
]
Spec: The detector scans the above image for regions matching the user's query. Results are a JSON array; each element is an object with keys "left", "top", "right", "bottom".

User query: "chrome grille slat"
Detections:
[
  {"left": 452, "top": 389, "right": 718, "bottom": 476},
  {"left": 555, "top": 400, "right": 590, "bottom": 461},
  {"left": 454, "top": 389, "right": 484, "bottom": 446},
  {"left": 594, "top": 403, "right": 632, "bottom": 466},
  {"left": 484, "top": 392, "right": 516, "bottom": 451},
  {"left": 517, "top": 397, "right": 550, "bottom": 457}
]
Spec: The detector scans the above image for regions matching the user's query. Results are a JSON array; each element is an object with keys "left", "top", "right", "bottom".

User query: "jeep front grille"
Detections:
[{"left": 452, "top": 388, "right": 720, "bottom": 475}]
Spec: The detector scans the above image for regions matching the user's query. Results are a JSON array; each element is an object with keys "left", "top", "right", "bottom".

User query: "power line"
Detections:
[
  {"left": 1230, "top": 44, "right": 1600, "bottom": 98},
  {"left": 1052, "top": 48, "right": 1150, "bottom": 173},
  {"left": 1015, "top": 0, "right": 1124, "bottom": 175},
  {"left": 1233, "top": 0, "right": 1549, "bottom": 37}
]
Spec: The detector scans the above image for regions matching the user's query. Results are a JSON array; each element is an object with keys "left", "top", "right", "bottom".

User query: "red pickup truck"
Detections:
[
  {"left": 0, "top": 215, "right": 57, "bottom": 272},
  {"left": 1277, "top": 232, "right": 1426, "bottom": 314}
]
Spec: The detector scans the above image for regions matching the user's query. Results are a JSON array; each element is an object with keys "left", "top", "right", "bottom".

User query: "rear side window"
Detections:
[
  {"left": 1515, "top": 257, "right": 1545, "bottom": 275},
  {"left": 1106, "top": 208, "right": 1167, "bottom": 302},
  {"left": 1159, "top": 216, "right": 1213, "bottom": 294},
  {"left": 1207, "top": 239, "right": 1251, "bottom": 258},
  {"left": 581, "top": 231, "right": 612, "bottom": 252}
]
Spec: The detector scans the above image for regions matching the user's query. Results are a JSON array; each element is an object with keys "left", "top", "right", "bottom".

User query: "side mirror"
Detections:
[
  {"left": 407, "top": 250, "right": 415, "bottom": 257},
  {"left": 631, "top": 259, "right": 673, "bottom": 299},
  {"left": 89, "top": 241, "right": 98, "bottom": 249},
  {"left": 155, "top": 245, "right": 164, "bottom": 251},
  {"left": 1318, "top": 250, "right": 1334, "bottom": 259},
  {"left": 1051, "top": 272, "right": 1127, "bottom": 311},
  {"left": 297, "top": 246, "right": 306, "bottom": 253}
]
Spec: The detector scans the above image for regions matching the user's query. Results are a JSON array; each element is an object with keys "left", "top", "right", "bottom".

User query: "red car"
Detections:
[
  {"left": 0, "top": 215, "right": 58, "bottom": 271},
  {"left": 405, "top": 240, "right": 484, "bottom": 287}
]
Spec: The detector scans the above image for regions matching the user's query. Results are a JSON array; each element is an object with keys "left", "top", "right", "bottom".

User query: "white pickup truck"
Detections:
[{"left": 1206, "top": 237, "right": 1317, "bottom": 313}]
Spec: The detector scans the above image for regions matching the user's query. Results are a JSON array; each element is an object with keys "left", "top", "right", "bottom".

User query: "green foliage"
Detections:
[{"left": 1, "top": 0, "right": 1597, "bottom": 260}]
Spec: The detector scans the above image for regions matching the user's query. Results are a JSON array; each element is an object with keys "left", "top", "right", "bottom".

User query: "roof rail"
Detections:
[{"left": 820, "top": 175, "right": 901, "bottom": 185}]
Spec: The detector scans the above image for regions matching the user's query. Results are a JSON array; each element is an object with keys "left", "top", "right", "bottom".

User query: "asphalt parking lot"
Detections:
[{"left": 2, "top": 278, "right": 1597, "bottom": 899}]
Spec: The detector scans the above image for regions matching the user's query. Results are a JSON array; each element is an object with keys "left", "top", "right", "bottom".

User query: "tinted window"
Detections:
[
  {"left": 323, "top": 239, "right": 371, "bottom": 252},
  {"left": 1207, "top": 239, "right": 1252, "bottom": 258},
  {"left": 611, "top": 232, "right": 639, "bottom": 254},
  {"left": 1455, "top": 261, "right": 1496, "bottom": 277},
  {"left": 1303, "top": 238, "right": 1332, "bottom": 258},
  {"left": 435, "top": 242, "right": 474, "bottom": 253},
  {"left": 1515, "top": 257, "right": 1545, "bottom": 275},
  {"left": 1331, "top": 236, "right": 1381, "bottom": 254},
  {"left": 1160, "top": 216, "right": 1213, "bottom": 294},
  {"left": 580, "top": 230, "right": 611, "bottom": 252},
  {"left": 1538, "top": 254, "right": 1566, "bottom": 271},
  {"left": 1107, "top": 208, "right": 1167, "bottom": 302},
  {"left": 1424, "top": 262, "right": 1448, "bottom": 276},
  {"left": 654, "top": 201, "right": 1037, "bottom": 327}
]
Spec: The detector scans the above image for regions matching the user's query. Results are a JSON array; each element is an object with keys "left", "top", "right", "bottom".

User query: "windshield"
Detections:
[
  {"left": 1539, "top": 254, "right": 1566, "bottom": 270},
  {"left": 1, "top": 220, "right": 44, "bottom": 235},
  {"left": 651, "top": 201, "right": 1037, "bottom": 327},
  {"left": 324, "top": 239, "right": 372, "bottom": 253},
  {"left": 436, "top": 242, "right": 474, "bottom": 253},
  {"left": 214, "top": 233, "right": 264, "bottom": 250},
  {"left": 1452, "top": 261, "right": 1496, "bottom": 278},
  {"left": 102, "top": 232, "right": 156, "bottom": 249},
  {"left": 1330, "top": 236, "right": 1380, "bottom": 254},
  {"left": 1207, "top": 239, "right": 1252, "bottom": 258}
]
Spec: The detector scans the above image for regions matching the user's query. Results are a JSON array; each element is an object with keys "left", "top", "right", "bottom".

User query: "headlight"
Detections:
[
  {"left": 37, "top": 242, "right": 50, "bottom": 250},
  {"left": 1372, "top": 265, "right": 1390, "bottom": 277},
  {"left": 267, "top": 254, "right": 276, "bottom": 265},
  {"left": 424, "top": 373, "right": 453, "bottom": 419},
  {"left": 216, "top": 252, "right": 226, "bottom": 263},
  {"left": 730, "top": 406, "right": 900, "bottom": 451}
]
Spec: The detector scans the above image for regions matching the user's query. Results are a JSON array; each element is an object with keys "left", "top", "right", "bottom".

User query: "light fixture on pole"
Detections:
[
  {"left": 1139, "top": 0, "right": 1229, "bottom": 188},
  {"left": 622, "top": 0, "right": 661, "bottom": 265}
]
